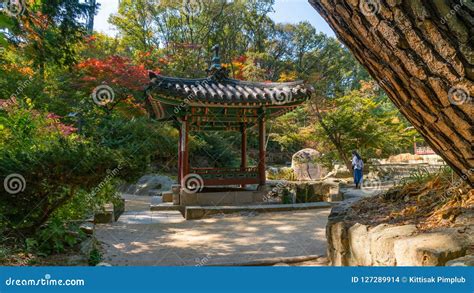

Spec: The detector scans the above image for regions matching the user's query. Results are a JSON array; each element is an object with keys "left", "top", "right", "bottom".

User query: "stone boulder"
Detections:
[
  {"left": 321, "top": 178, "right": 343, "bottom": 202},
  {"left": 394, "top": 230, "right": 469, "bottom": 266},
  {"left": 370, "top": 224, "right": 417, "bottom": 266},
  {"left": 326, "top": 200, "right": 472, "bottom": 266},
  {"left": 119, "top": 174, "right": 175, "bottom": 196},
  {"left": 295, "top": 183, "right": 323, "bottom": 203},
  {"left": 292, "top": 179, "right": 341, "bottom": 203},
  {"left": 292, "top": 148, "right": 327, "bottom": 181},
  {"left": 325, "top": 164, "right": 351, "bottom": 179},
  {"left": 445, "top": 255, "right": 474, "bottom": 266}
]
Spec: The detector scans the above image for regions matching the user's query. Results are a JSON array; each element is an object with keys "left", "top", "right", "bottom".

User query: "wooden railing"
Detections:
[
  {"left": 189, "top": 167, "right": 260, "bottom": 186},
  {"left": 190, "top": 167, "right": 258, "bottom": 174}
]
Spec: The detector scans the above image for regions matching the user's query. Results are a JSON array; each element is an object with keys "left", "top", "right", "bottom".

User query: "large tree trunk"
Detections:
[{"left": 309, "top": 0, "right": 473, "bottom": 185}]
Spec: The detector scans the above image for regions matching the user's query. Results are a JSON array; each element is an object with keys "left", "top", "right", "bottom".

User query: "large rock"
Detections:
[
  {"left": 292, "top": 149, "right": 327, "bottom": 181},
  {"left": 327, "top": 164, "right": 351, "bottom": 179},
  {"left": 119, "top": 174, "right": 175, "bottom": 196},
  {"left": 292, "top": 179, "right": 341, "bottom": 203},
  {"left": 295, "top": 183, "right": 323, "bottom": 203},
  {"left": 320, "top": 179, "right": 342, "bottom": 202},
  {"left": 445, "top": 255, "right": 474, "bottom": 266},
  {"left": 326, "top": 200, "right": 356, "bottom": 266},
  {"left": 347, "top": 223, "right": 371, "bottom": 266},
  {"left": 327, "top": 221, "right": 350, "bottom": 266},
  {"left": 326, "top": 200, "right": 472, "bottom": 266},
  {"left": 369, "top": 224, "right": 417, "bottom": 266},
  {"left": 394, "top": 230, "right": 469, "bottom": 266}
]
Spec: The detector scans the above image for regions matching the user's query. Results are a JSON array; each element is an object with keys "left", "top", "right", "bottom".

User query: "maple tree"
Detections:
[{"left": 75, "top": 55, "right": 152, "bottom": 114}]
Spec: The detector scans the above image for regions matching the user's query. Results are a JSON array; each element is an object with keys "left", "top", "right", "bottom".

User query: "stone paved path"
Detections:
[{"left": 95, "top": 194, "right": 330, "bottom": 266}]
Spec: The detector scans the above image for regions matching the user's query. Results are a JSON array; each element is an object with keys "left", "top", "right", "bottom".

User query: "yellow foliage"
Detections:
[{"left": 278, "top": 71, "right": 298, "bottom": 82}]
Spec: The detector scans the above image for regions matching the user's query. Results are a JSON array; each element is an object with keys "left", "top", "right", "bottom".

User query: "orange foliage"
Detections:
[
  {"left": 76, "top": 56, "right": 150, "bottom": 92},
  {"left": 223, "top": 55, "right": 247, "bottom": 80}
]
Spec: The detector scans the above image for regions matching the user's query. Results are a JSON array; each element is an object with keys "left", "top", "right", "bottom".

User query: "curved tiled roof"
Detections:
[{"left": 147, "top": 71, "right": 313, "bottom": 105}]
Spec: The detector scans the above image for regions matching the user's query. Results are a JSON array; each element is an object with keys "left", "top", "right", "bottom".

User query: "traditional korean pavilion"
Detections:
[{"left": 145, "top": 46, "right": 313, "bottom": 206}]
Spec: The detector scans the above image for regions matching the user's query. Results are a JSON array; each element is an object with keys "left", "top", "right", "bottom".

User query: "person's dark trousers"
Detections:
[{"left": 354, "top": 169, "right": 363, "bottom": 189}]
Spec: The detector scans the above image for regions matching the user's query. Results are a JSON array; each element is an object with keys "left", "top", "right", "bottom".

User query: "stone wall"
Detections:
[
  {"left": 326, "top": 201, "right": 473, "bottom": 266},
  {"left": 179, "top": 190, "right": 264, "bottom": 206},
  {"left": 267, "top": 178, "right": 345, "bottom": 204}
]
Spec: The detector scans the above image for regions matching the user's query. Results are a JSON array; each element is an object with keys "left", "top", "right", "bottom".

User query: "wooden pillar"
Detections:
[
  {"left": 241, "top": 123, "right": 247, "bottom": 170},
  {"left": 180, "top": 117, "right": 189, "bottom": 186},
  {"left": 258, "top": 114, "right": 266, "bottom": 187},
  {"left": 178, "top": 126, "right": 182, "bottom": 184},
  {"left": 240, "top": 123, "right": 247, "bottom": 188}
]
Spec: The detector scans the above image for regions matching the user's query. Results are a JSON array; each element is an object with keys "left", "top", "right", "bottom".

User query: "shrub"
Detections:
[
  {"left": 0, "top": 104, "right": 123, "bottom": 238},
  {"left": 1, "top": 100, "right": 178, "bottom": 255}
]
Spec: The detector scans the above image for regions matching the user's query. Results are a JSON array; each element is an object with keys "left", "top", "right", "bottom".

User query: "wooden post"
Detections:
[
  {"left": 241, "top": 123, "right": 247, "bottom": 170},
  {"left": 178, "top": 125, "right": 182, "bottom": 184},
  {"left": 258, "top": 113, "right": 266, "bottom": 187},
  {"left": 180, "top": 117, "right": 189, "bottom": 186},
  {"left": 241, "top": 123, "right": 247, "bottom": 188}
]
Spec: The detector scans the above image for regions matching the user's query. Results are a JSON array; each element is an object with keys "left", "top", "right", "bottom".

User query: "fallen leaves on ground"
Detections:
[{"left": 347, "top": 174, "right": 473, "bottom": 231}]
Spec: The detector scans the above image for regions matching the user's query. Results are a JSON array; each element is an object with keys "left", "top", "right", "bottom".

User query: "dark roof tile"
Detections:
[{"left": 147, "top": 71, "right": 313, "bottom": 105}]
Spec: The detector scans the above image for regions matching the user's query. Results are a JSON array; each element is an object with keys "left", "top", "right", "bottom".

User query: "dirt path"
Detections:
[{"left": 95, "top": 195, "right": 330, "bottom": 266}]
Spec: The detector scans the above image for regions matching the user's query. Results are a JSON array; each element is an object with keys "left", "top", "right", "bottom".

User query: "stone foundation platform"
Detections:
[{"left": 179, "top": 189, "right": 265, "bottom": 206}]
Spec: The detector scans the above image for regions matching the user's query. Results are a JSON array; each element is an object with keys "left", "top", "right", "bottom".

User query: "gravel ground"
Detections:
[{"left": 95, "top": 194, "right": 330, "bottom": 266}]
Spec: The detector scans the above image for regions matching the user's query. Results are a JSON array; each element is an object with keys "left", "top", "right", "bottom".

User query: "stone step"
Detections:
[
  {"left": 185, "top": 202, "right": 333, "bottom": 220},
  {"left": 150, "top": 202, "right": 182, "bottom": 211},
  {"left": 118, "top": 210, "right": 184, "bottom": 225}
]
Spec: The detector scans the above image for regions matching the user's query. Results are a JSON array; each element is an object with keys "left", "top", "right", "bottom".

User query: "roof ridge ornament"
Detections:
[{"left": 207, "top": 44, "right": 229, "bottom": 80}]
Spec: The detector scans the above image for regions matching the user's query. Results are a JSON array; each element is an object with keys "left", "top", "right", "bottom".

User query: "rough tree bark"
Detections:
[{"left": 309, "top": 0, "right": 473, "bottom": 185}]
